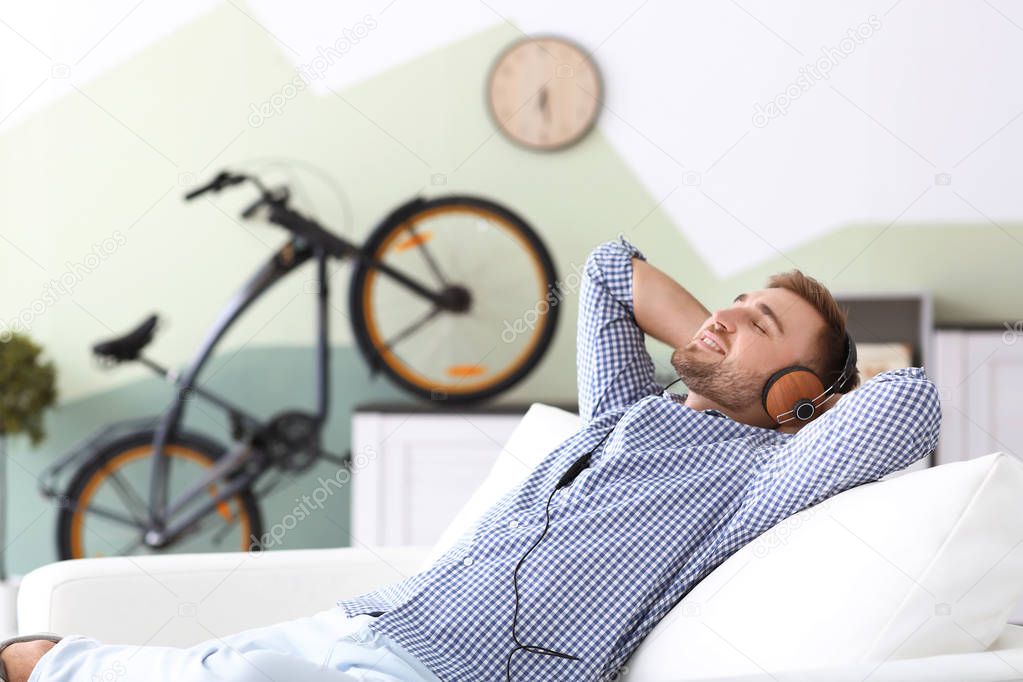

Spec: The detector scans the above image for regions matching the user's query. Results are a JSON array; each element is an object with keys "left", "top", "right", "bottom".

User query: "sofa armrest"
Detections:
[{"left": 18, "top": 546, "right": 429, "bottom": 647}]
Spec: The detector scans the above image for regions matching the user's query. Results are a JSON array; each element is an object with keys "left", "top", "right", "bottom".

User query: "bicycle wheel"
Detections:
[
  {"left": 349, "top": 196, "right": 560, "bottom": 403},
  {"left": 56, "top": 430, "right": 263, "bottom": 560}
]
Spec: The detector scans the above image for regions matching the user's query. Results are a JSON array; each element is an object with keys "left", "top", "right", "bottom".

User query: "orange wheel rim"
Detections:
[
  {"left": 361, "top": 205, "right": 551, "bottom": 394},
  {"left": 393, "top": 230, "right": 434, "bottom": 252},
  {"left": 69, "top": 444, "right": 253, "bottom": 559}
]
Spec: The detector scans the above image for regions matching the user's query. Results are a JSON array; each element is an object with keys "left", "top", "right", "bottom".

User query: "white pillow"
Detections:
[
  {"left": 626, "top": 452, "right": 1023, "bottom": 680},
  {"left": 418, "top": 403, "right": 583, "bottom": 570}
]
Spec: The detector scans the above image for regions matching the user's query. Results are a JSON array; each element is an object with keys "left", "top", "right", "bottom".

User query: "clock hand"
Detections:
[{"left": 538, "top": 86, "right": 550, "bottom": 121}]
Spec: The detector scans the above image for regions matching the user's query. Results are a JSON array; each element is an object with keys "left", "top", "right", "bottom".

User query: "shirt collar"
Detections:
[{"left": 668, "top": 391, "right": 728, "bottom": 418}]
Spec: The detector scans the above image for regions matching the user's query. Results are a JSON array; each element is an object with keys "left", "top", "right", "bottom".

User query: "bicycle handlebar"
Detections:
[
  {"left": 185, "top": 170, "right": 353, "bottom": 259},
  {"left": 183, "top": 171, "right": 247, "bottom": 201}
]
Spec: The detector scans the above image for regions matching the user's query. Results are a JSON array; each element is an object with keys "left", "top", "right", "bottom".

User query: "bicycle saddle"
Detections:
[{"left": 93, "top": 314, "right": 159, "bottom": 362}]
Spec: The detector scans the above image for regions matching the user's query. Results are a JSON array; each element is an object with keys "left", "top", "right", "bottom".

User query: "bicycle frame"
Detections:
[
  {"left": 143, "top": 237, "right": 322, "bottom": 546},
  {"left": 139, "top": 197, "right": 447, "bottom": 548}
]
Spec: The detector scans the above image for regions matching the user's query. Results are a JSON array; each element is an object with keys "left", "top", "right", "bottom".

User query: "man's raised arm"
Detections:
[
  {"left": 743, "top": 366, "right": 942, "bottom": 531},
  {"left": 632, "top": 249, "right": 711, "bottom": 351},
  {"left": 576, "top": 235, "right": 710, "bottom": 423}
]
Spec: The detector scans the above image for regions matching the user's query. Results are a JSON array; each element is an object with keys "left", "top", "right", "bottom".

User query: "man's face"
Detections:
[{"left": 670, "top": 287, "right": 828, "bottom": 419}]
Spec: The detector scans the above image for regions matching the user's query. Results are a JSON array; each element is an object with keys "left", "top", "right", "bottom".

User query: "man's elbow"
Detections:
[
  {"left": 918, "top": 375, "right": 943, "bottom": 455},
  {"left": 899, "top": 374, "right": 942, "bottom": 466}
]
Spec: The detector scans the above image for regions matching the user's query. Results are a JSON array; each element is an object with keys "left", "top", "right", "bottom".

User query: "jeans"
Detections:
[{"left": 27, "top": 606, "right": 439, "bottom": 682}]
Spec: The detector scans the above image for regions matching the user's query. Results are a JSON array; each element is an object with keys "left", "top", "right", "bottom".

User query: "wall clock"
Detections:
[{"left": 487, "top": 36, "right": 603, "bottom": 151}]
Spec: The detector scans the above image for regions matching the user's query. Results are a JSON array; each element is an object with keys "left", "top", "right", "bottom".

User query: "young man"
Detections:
[{"left": 7, "top": 236, "right": 941, "bottom": 682}]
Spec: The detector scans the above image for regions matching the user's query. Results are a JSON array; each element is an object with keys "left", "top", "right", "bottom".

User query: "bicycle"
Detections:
[{"left": 41, "top": 170, "right": 560, "bottom": 560}]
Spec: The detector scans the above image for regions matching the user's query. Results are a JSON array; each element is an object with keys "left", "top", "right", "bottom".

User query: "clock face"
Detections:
[{"left": 487, "top": 37, "right": 602, "bottom": 151}]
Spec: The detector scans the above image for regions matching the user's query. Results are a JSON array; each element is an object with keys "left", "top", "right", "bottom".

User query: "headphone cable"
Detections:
[
  {"left": 504, "top": 482, "right": 583, "bottom": 679},
  {"left": 504, "top": 379, "right": 682, "bottom": 679}
]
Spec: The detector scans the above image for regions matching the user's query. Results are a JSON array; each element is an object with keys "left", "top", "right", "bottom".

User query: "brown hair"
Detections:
[{"left": 766, "top": 269, "right": 861, "bottom": 394}]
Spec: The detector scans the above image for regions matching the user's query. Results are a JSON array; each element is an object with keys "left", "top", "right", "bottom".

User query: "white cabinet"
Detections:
[
  {"left": 350, "top": 407, "right": 534, "bottom": 546},
  {"left": 933, "top": 328, "right": 1023, "bottom": 625},
  {"left": 933, "top": 329, "right": 1023, "bottom": 466}
]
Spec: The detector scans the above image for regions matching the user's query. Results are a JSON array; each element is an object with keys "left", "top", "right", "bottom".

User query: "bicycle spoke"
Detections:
[
  {"left": 470, "top": 307, "right": 513, "bottom": 323},
  {"left": 461, "top": 252, "right": 505, "bottom": 284},
  {"left": 158, "top": 497, "right": 241, "bottom": 548},
  {"left": 446, "top": 227, "right": 465, "bottom": 280},
  {"left": 183, "top": 509, "right": 237, "bottom": 544},
  {"left": 79, "top": 502, "right": 149, "bottom": 529},
  {"left": 465, "top": 312, "right": 501, "bottom": 344},
  {"left": 107, "top": 470, "right": 150, "bottom": 525},
  {"left": 424, "top": 314, "right": 452, "bottom": 365},
  {"left": 115, "top": 534, "right": 148, "bottom": 556},
  {"left": 210, "top": 515, "right": 241, "bottom": 545},
  {"left": 381, "top": 306, "right": 443, "bottom": 353},
  {"left": 191, "top": 495, "right": 245, "bottom": 544},
  {"left": 467, "top": 268, "right": 521, "bottom": 306},
  {"left": 407, "top": 222, "right": 450, "bottom": 287}
]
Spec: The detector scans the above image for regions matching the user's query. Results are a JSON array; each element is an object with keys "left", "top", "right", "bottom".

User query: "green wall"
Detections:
[{"left": 1, "top": 5, "right": 1020, "bottom": 575}]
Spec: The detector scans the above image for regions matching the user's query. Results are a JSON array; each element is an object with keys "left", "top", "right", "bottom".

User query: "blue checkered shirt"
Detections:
[{"left": 338, "top": 235, "right": 943, "bottom": 681}]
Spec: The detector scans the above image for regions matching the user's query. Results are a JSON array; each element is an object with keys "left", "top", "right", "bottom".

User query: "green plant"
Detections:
[
  {"left": 0, "top": 333, "right": 56, "bottom": 579},
  {"left": 0, "top": 333, "right": 57, "bottom": 444}
]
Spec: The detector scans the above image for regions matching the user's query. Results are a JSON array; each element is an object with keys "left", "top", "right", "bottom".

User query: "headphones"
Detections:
[{"left": 761, "top": 330, "right": 858, "bottom": 425}]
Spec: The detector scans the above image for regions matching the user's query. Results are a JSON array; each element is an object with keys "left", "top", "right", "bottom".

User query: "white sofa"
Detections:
[{"left": 19, "top": 403, "right": 1023, "bottom": 681}]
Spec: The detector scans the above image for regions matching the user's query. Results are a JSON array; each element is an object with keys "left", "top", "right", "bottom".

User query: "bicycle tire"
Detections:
[
  {"left": 349, "top": 196, "right": 560, "bottom": 404},
  {"left": 56, "top": 429, "right": 264, "bottom": 560}
]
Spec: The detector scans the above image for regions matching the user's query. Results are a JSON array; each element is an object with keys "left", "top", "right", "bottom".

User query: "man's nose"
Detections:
[
  {"left": 709, "top": 313, "right": 731, "bottom": 333},
  {"left": 713, "top": 306, "right": 752, "bottom": 332}
]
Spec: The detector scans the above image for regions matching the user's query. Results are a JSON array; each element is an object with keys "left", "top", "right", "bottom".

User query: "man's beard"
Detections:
[{"left": 670, "top": 344, "right": 764, "bottom": 413}]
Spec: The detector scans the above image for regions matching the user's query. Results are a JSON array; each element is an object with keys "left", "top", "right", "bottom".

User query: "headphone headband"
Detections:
[{"left": 826, "top": 331, "right": 858, "bottom": 395}]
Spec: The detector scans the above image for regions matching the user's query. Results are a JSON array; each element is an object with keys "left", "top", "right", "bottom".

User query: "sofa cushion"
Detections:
[{"left": 625, "top": 452, "right": 1023, "bottom": 679}]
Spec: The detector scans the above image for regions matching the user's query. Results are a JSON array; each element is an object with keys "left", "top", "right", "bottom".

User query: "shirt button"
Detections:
[
  {"left": 462, "top": 556, "right": 474, "bottom": 566},
  {"left": 507, "top": 520, "right": 519, "bottom": 529}
]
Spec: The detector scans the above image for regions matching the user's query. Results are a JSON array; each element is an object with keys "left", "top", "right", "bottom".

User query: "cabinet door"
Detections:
[
  {"left": 351, "top": 412, "right": 522, "bottom": 546},
  {"left": 934, "top": 329, "right": 1023, "bottom": 464},
  {"left": 933, "top": 329, "right": 1023, "bottom": 625},
  {"left": 964, "top": 331, "right": 1023, "bottom": 461}
]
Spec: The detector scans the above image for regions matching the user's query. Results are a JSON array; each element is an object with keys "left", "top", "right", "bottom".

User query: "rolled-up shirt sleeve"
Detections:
[{"left": 576, "top": 234, "right": 661, "bottom": 424}]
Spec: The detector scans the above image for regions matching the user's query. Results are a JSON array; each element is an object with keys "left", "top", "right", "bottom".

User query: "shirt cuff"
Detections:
[
  {"left": 586, "top": 234, "right": 648, "bottom": 316},
  {"left": 615, "top": 233, "right": 647, "bottom": 262}
]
